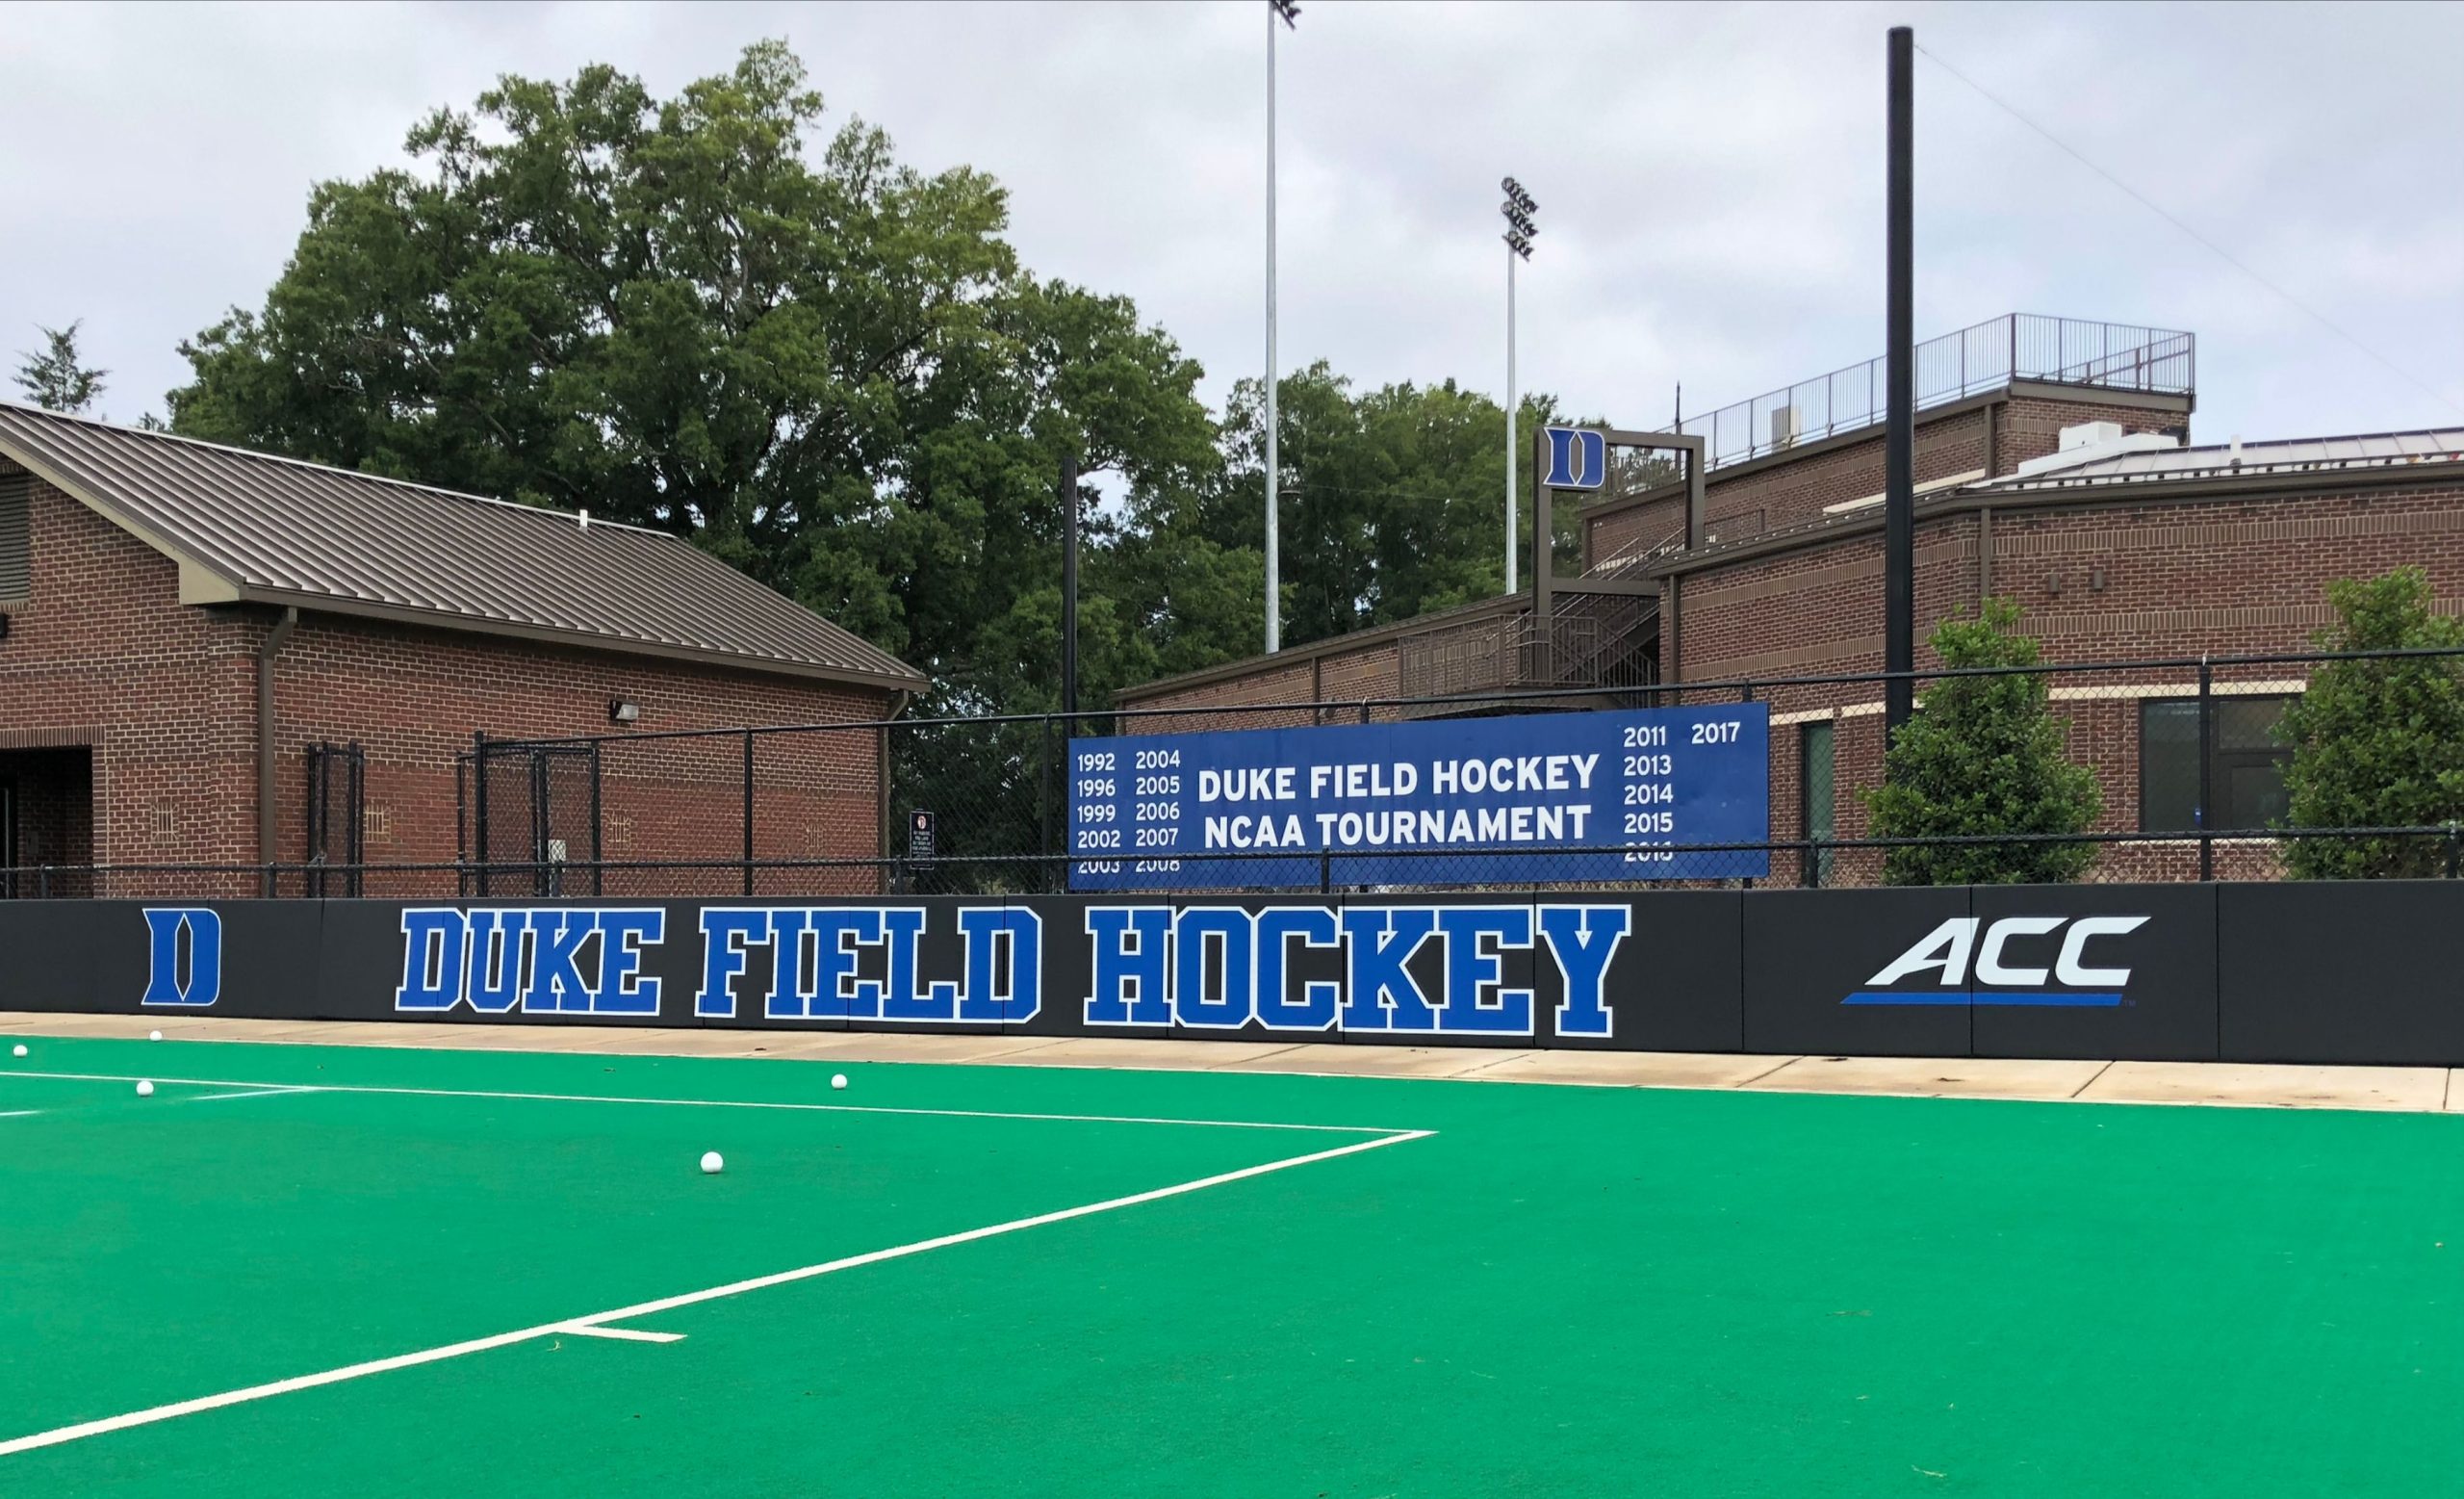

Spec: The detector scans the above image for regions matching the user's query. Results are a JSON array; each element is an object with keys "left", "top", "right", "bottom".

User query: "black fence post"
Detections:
[
  {"left": 527, "top": 748, "right": 551, "bottom": 899},
  {"left": 741, "top": 729, "right": 757, "bottom": 898},
  {"left": 1739, "top": 684, "right": 1758, "bottom": 887},
  {"left": 2196, "top": 657, "right": 2214, "bottom": 881},
  {"left": 589, "top": 740, "right": 604, "bottom": 899},
  {"left": 1038, "top": 715, "right": 1053, "bottom": 892},
  {"left": 472, "top": 730, "right": 490, "bottom": 899},
  {"left": 2447, "top": 823, "right": 2460, "bottom": 880},
  {"left": 38, "top": 866, "right": 49, "bottom": 900}
]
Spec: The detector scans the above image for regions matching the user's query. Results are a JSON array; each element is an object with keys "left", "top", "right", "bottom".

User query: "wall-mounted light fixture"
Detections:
[{"left": 609, "top": 699, "right": 641, "bottom": 725}]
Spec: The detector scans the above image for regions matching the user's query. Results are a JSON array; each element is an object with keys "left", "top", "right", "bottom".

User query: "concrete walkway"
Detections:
[{"left": 2, "top": 1012, "right": 2455, "bottom": 1114}]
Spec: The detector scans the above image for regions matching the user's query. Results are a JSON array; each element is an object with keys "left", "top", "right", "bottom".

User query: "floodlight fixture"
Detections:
[
  {"left": 1501, "top": 176, "right": 1541, "bottom": 593},
  {"left": 1263, "top": 0, "right": 1303, "bottom": 653}
]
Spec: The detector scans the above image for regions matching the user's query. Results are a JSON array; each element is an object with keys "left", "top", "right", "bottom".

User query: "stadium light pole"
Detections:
[
  {"left": 1501, "top": 177, "right": 1536, "bottom": 595},
  {"left": 1263, "top": 0, "right": 1299, "bottom": 654},
  {"left": 1883, "top": 26, "right": 1915, "bottom": 738},
  {"left": 1061, "top": 451, "right": 1080, "bottom": 719}
]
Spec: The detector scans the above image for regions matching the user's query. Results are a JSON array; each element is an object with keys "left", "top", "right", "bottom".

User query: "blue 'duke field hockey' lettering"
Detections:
[
  {"left": 694, "top": 906, "right": 1039, "bottom": 1021},
  {"left": 393, "top": 905, "right": 1042, "bottom": 1021},
  {"left": 398, "top": 908, "right": 669, "bottom": 1016},
  {"left": 1084, "top": 903, "right": 1631, "bottom": 1036}
]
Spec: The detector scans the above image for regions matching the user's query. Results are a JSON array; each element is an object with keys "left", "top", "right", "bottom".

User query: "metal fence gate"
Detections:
[
  {"left": 473, "top": 737, "right": 600, "bottom": 896},
  {"left": 304, "top": 740, "right": 366, "bottom": 897}
]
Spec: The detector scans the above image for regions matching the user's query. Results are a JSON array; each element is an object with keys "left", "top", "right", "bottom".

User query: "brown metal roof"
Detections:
[{"left": 0, "top": 401, "right": 923, "bottom": 690}]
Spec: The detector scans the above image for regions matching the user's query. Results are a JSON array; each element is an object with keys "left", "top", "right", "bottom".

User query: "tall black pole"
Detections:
[
  {"left": 1061, "top": 451, "right": 1080, "bottom": 719},
  {"left": 1883, "top": 26, "right": 1915, "bottom": 738}
]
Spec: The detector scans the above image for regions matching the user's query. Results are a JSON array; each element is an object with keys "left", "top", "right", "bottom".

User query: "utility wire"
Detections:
[{"left": 1914, "top": 41, "right": 2464, "bottom": 423}]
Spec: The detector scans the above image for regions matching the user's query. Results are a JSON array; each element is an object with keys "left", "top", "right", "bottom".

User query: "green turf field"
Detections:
[{"left": 1, "top": 1036, "right": 2458, "bottom": 1496}]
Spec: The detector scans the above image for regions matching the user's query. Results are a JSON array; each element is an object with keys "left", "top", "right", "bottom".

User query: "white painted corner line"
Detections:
[
  {"left": 0, "top": 1126, "right": 1431, "bottom": 1460},
  {"left": 184, "top": 1087, "right": 321, "bottom": 1104},
  {"left": 1, "top": 1070, "right": 1412, "bottom": 1136},
  {"left": 0, "top": 1110, "right": 38, "bottom": 1119},
  {"left": 552, "top": 1324, "right": 684, "bottom": 1345}
]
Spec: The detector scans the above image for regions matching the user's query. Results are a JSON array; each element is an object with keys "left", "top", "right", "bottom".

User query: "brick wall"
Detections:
[
  {"left": 0, "top": 466, "right": 897, "bottom": 893},
  {"left": 1581, "top": 390, "right": 2188, "bottom": 567},
  {"left": 1999, "top": 395, "right": 2185, "bottom": 469},
  {"left": 1125, "top": 631, "right": 1430, "bottom": 731},
  {"left": 0, "top": 476, "right": 256, "bottom": 879},
  {"left": 1676, "top": 478, "right": 2464, "bottom": 880},
  {"left": 274, "top": 613, "right": 893, "bottom": 897}
]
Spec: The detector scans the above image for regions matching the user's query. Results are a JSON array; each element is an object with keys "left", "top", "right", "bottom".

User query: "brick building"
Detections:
[
  {"left": 0, "top": 402, "right": 923, "bottom": 893},
  {"left": 1116, "top": 315, "right": 2464, "bottom": 881}
]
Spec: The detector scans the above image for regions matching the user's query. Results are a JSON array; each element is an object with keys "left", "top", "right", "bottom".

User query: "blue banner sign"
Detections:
[{"left": 1068, "top": 705, "right": 1770, "bottom": 891}]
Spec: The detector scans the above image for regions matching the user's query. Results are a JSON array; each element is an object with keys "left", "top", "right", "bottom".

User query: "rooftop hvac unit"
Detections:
[
  {"left": 2059, "top": 420, "right": 2123, "bottom": 452},
  {"left": 1768, "top": 406, "right": 1801, "bottom": 450}
]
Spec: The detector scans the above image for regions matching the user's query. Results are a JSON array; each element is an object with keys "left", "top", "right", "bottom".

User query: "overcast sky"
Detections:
[{"left": 5, "top": 1, "right": 2460, "bottom": 449}]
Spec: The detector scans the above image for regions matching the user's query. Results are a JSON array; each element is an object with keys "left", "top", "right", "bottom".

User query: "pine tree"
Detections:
[
  {"left": 13, "top": 322, "right": 107, "bottom": 414},
  {"left": 1864, "top": 598, "right": 2101, "bottom": 885}
]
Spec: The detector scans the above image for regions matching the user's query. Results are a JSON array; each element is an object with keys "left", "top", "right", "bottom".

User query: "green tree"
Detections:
[
  {"left": 166, "top": 42, "right": 1238, "bottom": 876},
  {"left": 2278, "top": 567, "right": 2464, "bottom": 878},
  {"left": 168, "top": 42, "right": 1219, "bottom": 717},
  {"left": 1211, "top": 363, "right": 1570, "bottom": 648},
  {"left": 13, "top": 321, "right": 107, "bottom": 413},
  {"left": 1864, "top": 598, "right": 2101, "bottom": 885}
]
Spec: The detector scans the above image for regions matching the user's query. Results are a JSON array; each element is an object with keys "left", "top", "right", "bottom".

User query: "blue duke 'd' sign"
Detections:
[{"left": 1067, "top": 705, "right": 1770, "bottom": 891}]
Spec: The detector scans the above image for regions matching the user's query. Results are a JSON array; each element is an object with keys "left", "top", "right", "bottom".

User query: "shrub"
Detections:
[
  {"left": 2279, "top": 568, "right": 2464, "bottom": 879},
  {"left": 1864, "top": 598, "right": 2101, "bottom": 885}
]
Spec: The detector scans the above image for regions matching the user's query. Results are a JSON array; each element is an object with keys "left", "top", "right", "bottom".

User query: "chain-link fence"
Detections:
[{"left": 7, "top": 646, "right": 2462, "bottom": 900}]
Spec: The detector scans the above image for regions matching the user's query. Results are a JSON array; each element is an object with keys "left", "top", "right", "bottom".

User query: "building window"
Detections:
[
  {"left": 0, "top": 470, "right": 30, "bottom": 604},
  {"left": 2139, "top": 694, "right": 2296, "bottom": 832},
  {"left": 1800, "top": 719, "right": 1835, "bottom": 887}
]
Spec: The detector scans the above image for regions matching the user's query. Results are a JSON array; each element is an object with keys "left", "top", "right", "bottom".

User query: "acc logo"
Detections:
[
  {"left": 1844, "top": 915, "right": 2148, "bottom": 1008},
  {"left": 1542, "top": 426, "right": 1607, "bottom": 490},
  {"left": 141, "top": 907, "right": 223, "bottom": 1007}
]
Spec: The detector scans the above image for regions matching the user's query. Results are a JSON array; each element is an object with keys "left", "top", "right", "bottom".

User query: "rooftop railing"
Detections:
[{"left": 1672, "top": 314, "right": 2194, "bottom": 471}]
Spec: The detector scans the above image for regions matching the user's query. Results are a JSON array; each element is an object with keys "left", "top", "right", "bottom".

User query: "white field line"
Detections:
[
  {"left": 183, "top": 1087, "right": 321, "bottom": 1104},
  {"left": 552, "top": 1324, "right": 683, "bottom": 1345},
  {"left": 0, "top": 1071, "right": 1410, "bottom": 1136},
  {"left": 0, "top": 1110, "right": 37, "bottom": 1119},
  {"left": 0, "top": 1127, "right": 1431, "bottom": 1460}
]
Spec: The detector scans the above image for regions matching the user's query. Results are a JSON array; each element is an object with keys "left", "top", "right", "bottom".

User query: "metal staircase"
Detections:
[{"left": 1395, "top": 524, "right": 1682, "bottom": 707}]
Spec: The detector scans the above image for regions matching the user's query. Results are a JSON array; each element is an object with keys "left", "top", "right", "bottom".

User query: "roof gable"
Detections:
[{"left": 0, "top": 401, "right": 922, "bottom": 690}]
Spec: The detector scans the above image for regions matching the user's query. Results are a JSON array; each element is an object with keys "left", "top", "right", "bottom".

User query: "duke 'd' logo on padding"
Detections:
[
  {"left": 1843, "top": 916, "right": 2149, "bottom": 1008},
  {"left": 141, "top": 907, "right": 223, "bottom": 1007}
]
